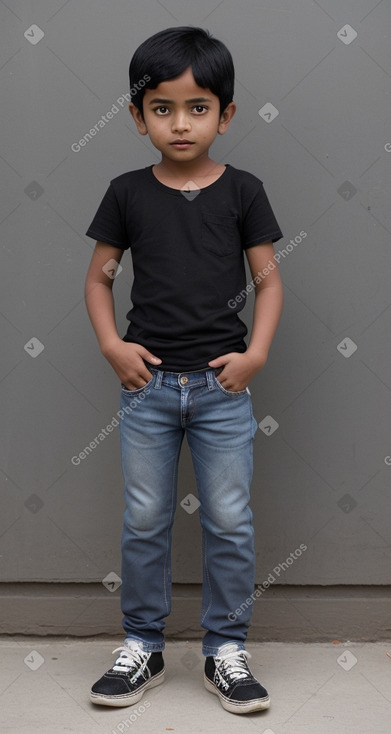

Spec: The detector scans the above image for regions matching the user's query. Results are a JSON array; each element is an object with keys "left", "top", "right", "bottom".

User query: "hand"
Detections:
[
  {"left": 208, "top": 350, "right": 267, "bottom": 392},
  {"left": 102, "top": 339, "right": 162, "bottom": 390}
]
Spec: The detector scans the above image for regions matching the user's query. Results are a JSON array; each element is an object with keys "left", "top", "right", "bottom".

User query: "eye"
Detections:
[
  {"left": 193, "top": 105, "right": 208, "bottom": 114},
  {"left": 153, "top": 106, "right": 169, "bottom": 115}
]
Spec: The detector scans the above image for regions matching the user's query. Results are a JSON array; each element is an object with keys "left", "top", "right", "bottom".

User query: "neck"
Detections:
[{"left": 155, "top": 154, "right": 221, "bottom": 180}]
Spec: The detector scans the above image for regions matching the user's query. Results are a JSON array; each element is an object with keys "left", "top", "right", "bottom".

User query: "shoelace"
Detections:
[
  {"left": 111, "top": 646, "right": 149, "bottom": 682},
  {"left": 215, "top": 646, "right": 253, "bottom": 685}
]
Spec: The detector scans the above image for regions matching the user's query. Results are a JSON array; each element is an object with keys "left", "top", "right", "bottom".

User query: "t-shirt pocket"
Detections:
[{"left": 201, "top": 213, "right": 240, "bottom": 256}]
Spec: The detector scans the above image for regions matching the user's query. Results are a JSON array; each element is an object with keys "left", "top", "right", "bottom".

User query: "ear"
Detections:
[
  {"left": 129, "top": 102, "right": 148, "bottom": 135},
  {"left": 217, "top": 101, "right": 236, "bottom": 135}
]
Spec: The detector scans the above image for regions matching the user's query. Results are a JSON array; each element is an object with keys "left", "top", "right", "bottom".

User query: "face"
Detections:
[{"left": 129, "top": 66, "right": 236, "bottom": 162}]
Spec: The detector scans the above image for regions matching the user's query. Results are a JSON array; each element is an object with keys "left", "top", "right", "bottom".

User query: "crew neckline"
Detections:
[{"left": 148, "top": 164, "right": 230, "bottom": 195}]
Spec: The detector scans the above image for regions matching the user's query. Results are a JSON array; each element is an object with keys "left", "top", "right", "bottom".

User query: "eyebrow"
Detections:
[{"left": 148, "top": 97, "right": 213, "bottom": 105}]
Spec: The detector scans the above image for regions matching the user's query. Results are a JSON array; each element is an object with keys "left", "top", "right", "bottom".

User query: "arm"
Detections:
[
  {"left": 245, "top": 241, "right": 284, "bottom": 365},
  {"left": 84, "top": 241, "right": 162, "bottom": 389},
  {"left": 208, "top": 241, "right": 283, "bottom": 391}
]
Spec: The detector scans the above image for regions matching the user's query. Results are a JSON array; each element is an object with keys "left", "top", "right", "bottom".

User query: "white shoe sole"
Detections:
[
  {"left": 204, "top": 675, "right": 270, "bottom": 714},
  {"left": 90, "top": 668, "right": 165, "bottom": 707}
]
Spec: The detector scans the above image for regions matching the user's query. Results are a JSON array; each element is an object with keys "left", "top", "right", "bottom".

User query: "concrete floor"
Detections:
[{"left": 1, "top": 637, "right": 391, "bottom": 733}]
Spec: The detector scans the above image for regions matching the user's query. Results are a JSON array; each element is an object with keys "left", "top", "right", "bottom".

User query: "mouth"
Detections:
[{"left": 170, "top": 139, "right": 194, "bottom": 148}]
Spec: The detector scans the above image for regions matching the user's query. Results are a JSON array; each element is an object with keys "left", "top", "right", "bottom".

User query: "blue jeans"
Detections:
[{"left": 119, "top": 366, "right": 258, "bottom": 657}]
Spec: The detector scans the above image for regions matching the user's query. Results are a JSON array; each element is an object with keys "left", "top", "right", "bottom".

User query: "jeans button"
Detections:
[{"left": 180, "top": 376, "right": 188, "bottom": 385}]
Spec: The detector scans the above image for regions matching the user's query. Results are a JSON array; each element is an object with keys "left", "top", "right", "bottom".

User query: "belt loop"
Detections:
[
  {"left": 153, "top": 369, "right": 163, "bottom": 390},
  {"left": 206, "top": 369, "right": 215, "bottom": 390}
]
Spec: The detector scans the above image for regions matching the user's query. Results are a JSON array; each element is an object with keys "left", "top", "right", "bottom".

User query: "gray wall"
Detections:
[{"left": 1, "top": 0, "right": 391, "bottom": 635}]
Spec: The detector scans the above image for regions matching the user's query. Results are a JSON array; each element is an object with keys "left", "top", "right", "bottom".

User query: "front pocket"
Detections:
[
  {"left": 201, "top": 213, "right": 239, "bottom": 256},
  {"left": 214, "top": 375, "right": 249, "bottom": 397},
  {"left": 121, "top": 373, "right": 154, "bottom": 395}
]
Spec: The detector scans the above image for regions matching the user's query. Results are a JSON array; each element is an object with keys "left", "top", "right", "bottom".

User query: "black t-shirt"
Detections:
[{"left": 86, "top": 164, "right": 283, "bottom": 370}]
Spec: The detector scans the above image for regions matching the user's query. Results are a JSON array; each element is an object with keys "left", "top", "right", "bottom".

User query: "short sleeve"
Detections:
[
  {"left": 85, "top": 182, "right": 129, "bottom": 249},
  {"left": 241, "top": 182, "right": 283, "bottom": 249}
]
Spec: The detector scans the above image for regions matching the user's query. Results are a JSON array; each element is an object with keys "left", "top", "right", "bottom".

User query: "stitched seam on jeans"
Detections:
[
  {"left": 163, "top": 441, "right": 182, "bottom": 614},
  {"left": 200, "top": 529, "right": 213, "bottom": 625}
]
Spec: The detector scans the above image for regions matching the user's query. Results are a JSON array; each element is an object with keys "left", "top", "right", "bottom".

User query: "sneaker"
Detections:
[
  {"left": 204, "top": 642, "right": 270, "bottom": 714},
  {"left": 90, "top": 639, "right": 165, "bottom": 707}
]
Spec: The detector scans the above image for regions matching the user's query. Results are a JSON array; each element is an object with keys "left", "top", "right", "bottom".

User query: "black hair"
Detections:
[{"left": 128, "top": 26, "right": 235, "bottom": 119}]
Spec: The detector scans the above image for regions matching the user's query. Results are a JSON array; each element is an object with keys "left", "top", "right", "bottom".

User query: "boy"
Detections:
[{"left": 85, "top": 26, "right": 283, "bottom": 715}]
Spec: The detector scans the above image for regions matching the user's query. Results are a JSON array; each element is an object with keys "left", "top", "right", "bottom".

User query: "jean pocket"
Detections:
[
  {"left": 121, "top": 373, "right": 154, "bottom": 395},
  {"left": 213, "top": 374, "right": 249, "bottom": 397}
]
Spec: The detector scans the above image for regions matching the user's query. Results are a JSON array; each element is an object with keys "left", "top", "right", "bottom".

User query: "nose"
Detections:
[{"left": 171, "top": 110, "right": 191, "bottom": 133}]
